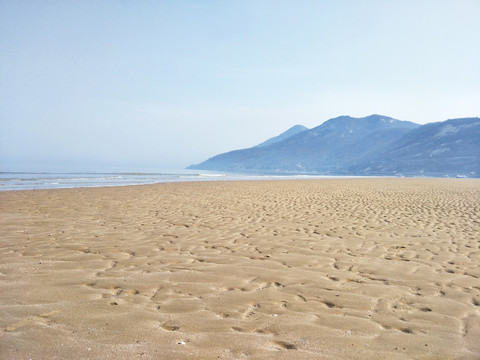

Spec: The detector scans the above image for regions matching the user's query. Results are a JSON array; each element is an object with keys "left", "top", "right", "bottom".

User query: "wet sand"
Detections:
[{"left": 1, "top": 179, "right": 479, "bottom": 359}]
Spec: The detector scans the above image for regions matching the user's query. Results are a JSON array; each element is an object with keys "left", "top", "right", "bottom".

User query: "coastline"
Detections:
[
  {"left": 0, "top": 171, "right": 387, "bottom": 192},
  {"left": 1, "top": 178, "right": 479, "bottom": 359}
]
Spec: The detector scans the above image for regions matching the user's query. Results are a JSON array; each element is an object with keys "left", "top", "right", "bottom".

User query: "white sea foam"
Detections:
[
  {"left": 198, "top": 173, "right": 226, "bottom": 177},
  {"left": 0, "top": 171, "right": 361, "bottom": 191}
]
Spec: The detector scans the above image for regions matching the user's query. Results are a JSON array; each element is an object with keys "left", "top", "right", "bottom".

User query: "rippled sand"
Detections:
[{"left": 1, "top": 179, "right": 479, "bottom": 359}]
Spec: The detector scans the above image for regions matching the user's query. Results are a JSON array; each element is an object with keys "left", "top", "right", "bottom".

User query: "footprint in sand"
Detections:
[
  {"left": 243, "top": 303, "right": 261, "bottom": 319},
  {"left": 273, "top": 340, "right": 297, "bottom": 350},
  {"left": 161, "top": 322, "right": 180, "bottom": 331}
]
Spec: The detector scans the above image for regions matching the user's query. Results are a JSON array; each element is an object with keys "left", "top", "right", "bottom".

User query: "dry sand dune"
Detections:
[{"left": 1, "top": 179, "right": 479, "bottom": 359}]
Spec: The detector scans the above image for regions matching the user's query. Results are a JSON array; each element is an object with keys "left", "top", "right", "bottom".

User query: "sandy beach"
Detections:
[{"left": 1, "top": 178, "right": 479, "bottom": 359}]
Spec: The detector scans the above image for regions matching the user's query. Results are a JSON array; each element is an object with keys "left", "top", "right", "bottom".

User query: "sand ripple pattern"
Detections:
[{"left": 1, "top": 179, "right": 479, "bottom": 359}]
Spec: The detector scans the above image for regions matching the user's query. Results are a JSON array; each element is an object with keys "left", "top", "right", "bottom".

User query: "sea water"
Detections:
[{"left": 0, "top": 170, "right": 347, "bottom": 191}]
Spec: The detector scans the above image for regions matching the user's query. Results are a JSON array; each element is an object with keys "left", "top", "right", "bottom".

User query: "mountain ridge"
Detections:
[
  {"left": 188, "top": 115, "right": 479, "bottom": 177},
  {"left": 255, "top": 125, "right": 308, "bottom": 148}
]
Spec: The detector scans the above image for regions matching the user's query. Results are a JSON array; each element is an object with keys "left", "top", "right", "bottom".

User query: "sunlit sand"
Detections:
[{"left": 1, "top": 179, "right": 479, "bottom": 359}]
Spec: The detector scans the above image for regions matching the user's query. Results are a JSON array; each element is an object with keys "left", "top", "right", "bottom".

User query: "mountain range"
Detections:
[{"left": 188, "top": 115, "right": 480, "bottom": 178}]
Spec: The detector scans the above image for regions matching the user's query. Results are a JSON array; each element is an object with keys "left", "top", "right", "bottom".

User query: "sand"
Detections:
[{"left": 1, "top": 178, "right": 479, "bottom": 359}]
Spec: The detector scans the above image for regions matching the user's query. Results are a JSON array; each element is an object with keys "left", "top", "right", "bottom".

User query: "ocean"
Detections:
[{"left": 0, "top": 171, "right": 347, "bottom": 191}]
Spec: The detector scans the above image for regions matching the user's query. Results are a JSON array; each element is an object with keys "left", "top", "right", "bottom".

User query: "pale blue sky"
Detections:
[{"left": 1, "top": 0, "right": 479, "bottom": 171}]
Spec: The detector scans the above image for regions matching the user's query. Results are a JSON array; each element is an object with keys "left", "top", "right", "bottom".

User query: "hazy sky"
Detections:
[{"left": 1, "top": 0, "right": 479, "bottom": 171}]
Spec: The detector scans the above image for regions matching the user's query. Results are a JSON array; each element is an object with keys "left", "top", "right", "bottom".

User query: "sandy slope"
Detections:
[{"left": 1, "top": 179, "right": 479, "bottom": 359}]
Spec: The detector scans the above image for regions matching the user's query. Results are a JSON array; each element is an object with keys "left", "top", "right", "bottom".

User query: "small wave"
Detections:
[{"left": 198, "top": 173, "right": 226, "bottom": 177}]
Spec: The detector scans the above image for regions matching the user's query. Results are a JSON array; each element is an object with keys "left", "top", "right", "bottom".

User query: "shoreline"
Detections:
[
  {"left": 0, "top": 174, "right": 387, "bottom": 192},
  {"left": 1, "top": 178, "right": 479, "bottom": 359},
  {"left": 1, "top": 172, "right": 475, "bottom": 193}
]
